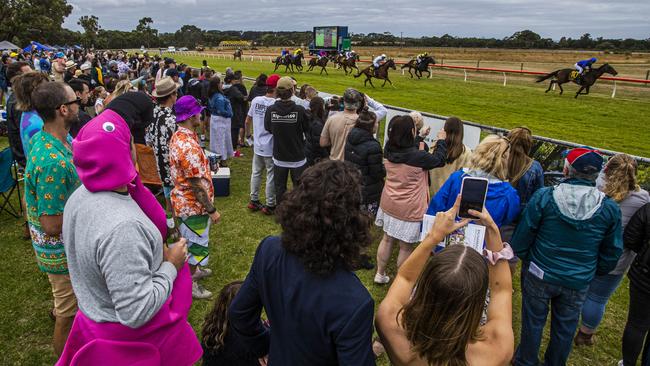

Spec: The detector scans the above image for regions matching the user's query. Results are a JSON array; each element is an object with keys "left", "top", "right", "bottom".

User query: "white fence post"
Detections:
[
  {"left": 464, "top": 70, "right": 468, "bottom": 82},
  {"left": 503, "top": 72, "right": 507, "bottom": 86},
  {"left": 429, "top": 67, "right": 432, "bottom": 79},
  {"left": 612, "top": 81, "right": 617, "bottom": 98},
  {"left": 552, "top": 83, "right": 556, "bottom": 91},
  {"left": 401, "top": 68, "right": 404, "bottom": 76}
]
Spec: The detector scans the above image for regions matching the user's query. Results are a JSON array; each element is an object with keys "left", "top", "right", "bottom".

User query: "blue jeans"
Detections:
[
  {"left": 579, "top": 273, "right": 624, "bottom": 331},
  {"left": 515, "top": 266, "right": 588, "bottom": 366}
]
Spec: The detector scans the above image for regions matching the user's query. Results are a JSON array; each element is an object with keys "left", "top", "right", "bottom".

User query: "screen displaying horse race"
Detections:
[{"left": 314, "top": 26, "right": 338, "bottom": 48}]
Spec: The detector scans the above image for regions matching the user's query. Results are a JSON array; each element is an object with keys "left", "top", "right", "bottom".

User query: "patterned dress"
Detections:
[
  {"left": 24, "top": 131, "right": 80, "bottom": 274},
  {"left": 145, "top": 105, "right": 177, "bottom": 187}
]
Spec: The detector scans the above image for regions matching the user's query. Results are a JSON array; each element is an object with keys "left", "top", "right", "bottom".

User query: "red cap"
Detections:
[
  {"left": 266, "top": 74, "right": 280, "bottom": 88},
  {"left": 565, "top": 148, "right": 603, "bottom": 174}
]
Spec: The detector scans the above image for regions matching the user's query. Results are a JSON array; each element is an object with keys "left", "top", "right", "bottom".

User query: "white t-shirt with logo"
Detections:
[{"left": 248, "top": 96, "right": 276, "bottom": 157}]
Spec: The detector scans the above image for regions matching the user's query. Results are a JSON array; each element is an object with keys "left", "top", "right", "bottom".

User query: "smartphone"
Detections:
[{"left": 458, "top": 177, "right": 489, "bottom": 219}]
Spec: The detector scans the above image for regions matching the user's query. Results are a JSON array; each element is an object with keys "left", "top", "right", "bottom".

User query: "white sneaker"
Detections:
[
  {"left": 374, "top": 272, "right": 390, "bottom": 284},
  {"left": 192, "top": 281, "right": 212, "bottom": 299},
  {"left": 617, "top": 360, "right": 624, "bottom": 366},
  {"left": 192, "top": 267, "right": 213, "bottom": 281}
]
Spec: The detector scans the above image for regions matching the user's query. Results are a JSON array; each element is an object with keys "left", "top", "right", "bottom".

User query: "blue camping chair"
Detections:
[{"left": 0, "top": 147, "right": 23, "bottom": 218}]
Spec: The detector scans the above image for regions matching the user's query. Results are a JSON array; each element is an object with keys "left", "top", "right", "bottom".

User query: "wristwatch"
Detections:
[{"left": 483, "top": 243, "right": 514, "bottom": 265}]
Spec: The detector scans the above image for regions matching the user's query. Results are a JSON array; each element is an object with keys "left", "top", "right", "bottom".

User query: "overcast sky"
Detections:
[{"left": 64, "top": 0, "right": 650, "bottom": 40}]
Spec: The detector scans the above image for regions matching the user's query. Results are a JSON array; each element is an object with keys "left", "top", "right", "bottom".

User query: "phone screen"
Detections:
[{"left": 459, "top": 178, "right": 488, "bottom": 219}]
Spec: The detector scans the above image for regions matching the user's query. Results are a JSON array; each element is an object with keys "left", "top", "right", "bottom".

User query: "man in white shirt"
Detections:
[{"left": 246, "top": 74, "right": 279, "bottom": 215}]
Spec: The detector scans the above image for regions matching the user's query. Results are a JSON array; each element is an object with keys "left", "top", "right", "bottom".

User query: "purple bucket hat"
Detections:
[{"left": 174, "top": 95, "right": 204, "bottom": 123}]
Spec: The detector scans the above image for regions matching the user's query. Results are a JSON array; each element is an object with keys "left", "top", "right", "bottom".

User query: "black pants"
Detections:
[
  {"left": 622, "top": 282, "right": 650, "bottom": 366},
  {"left": 231, "top": 127, "right": 240, "bottom": 149},
  {"left": 274, "top": 163, "right": 306, "bottom": 204}
]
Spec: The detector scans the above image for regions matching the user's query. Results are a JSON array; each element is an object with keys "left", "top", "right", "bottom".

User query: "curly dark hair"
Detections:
[
  {"left": 201, "top": 281, "right": 243, "bottom": 352},
  {"left": 276, "top": 160, "right": 372, "bottom": 276}
]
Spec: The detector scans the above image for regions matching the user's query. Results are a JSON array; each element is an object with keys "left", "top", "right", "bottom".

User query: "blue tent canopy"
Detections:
[{"left": 23, "top": 41, "right": 53, "bottom": 52}]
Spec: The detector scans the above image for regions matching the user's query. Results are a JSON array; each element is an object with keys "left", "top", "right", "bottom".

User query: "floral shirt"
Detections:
[
  {"left": 145, "top": 105, "right": 177, "bottom": 186},
  {"left": 169, "top": 126, "right": 214, "bottom": 218},
  {"left": 25, "top": 131, "right": 80, "bottom": 274}
]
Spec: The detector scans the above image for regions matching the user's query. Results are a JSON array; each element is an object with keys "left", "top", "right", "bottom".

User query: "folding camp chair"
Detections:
[
  {"left": 134, "top": 143, "right": 163, "bottom": 196},
  {"left": 0, "top": 147, "right": 23, "bottom": 218}
]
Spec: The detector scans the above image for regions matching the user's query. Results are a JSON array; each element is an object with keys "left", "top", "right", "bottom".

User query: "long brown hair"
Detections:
[
  {"left": 13, "top": 72, "right": 50, "bottom": 111},
  {"left": 201, "top": 281, "right": 243, "bottom": 352},
  {"left": 603, "top": 154, "right": 639, "bottom": 202},
  {"left": 507, "top": 127, "right": 534, "bottom": 186},
  {"left": 400, "top": 245, "right": 488, "bottom": 366},
  {"left": 444, "top": 117, "right": 465, "bottom": 163}
]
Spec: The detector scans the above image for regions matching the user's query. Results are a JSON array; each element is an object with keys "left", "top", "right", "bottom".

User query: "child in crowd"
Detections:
[
  {"left": 93, "top": 86, "right": 108, "bottom": 115},
  {"left": 201, "top": 281, "right": 267, "bottom": 366}
]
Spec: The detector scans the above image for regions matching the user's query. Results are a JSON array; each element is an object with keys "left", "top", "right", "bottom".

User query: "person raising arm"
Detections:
[{"left": 376, "top": 195, "right": 514, "bottom": 366}]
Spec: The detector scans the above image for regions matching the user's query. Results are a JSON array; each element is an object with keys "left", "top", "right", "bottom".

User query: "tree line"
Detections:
[{"left": 1, "top": 1, "right": 648, "bottom": 51}]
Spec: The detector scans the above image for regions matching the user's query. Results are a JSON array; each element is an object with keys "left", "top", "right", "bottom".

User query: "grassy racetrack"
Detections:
[
  {"left": 0, "top": 52, "right": 646, "bottom": 365},
  {"left": 174, "top": 53, "right": 650, "bottom": 157}
]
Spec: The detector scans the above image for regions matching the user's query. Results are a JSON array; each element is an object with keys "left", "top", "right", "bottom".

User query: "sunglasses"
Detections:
[{"left": 57, "top": 97, "right": 81, "bottom": 109}]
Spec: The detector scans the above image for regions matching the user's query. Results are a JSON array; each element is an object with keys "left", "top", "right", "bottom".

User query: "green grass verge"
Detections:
[{"left": 172, "top": 53, "right": 650, "bottom": 157}]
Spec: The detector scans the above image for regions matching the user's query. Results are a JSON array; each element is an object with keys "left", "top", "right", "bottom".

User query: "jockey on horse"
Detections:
[
  {"left": 416, "top": 52, "right": 430, "bottom": 68},
  {"left": 372, "top": 54, "right": 387, "bottom": 77},
  {"left": 345, "top": 50, "right": 357, "bottom": 61},
  {"left": 293, "top": 48, "right": 303, "bottom": 61},
  {"left": 317, "top": 50, "right": 328, "bottom": 61},
  {"left": 574, "top": 57, "right": 597, "bottom": 83}
]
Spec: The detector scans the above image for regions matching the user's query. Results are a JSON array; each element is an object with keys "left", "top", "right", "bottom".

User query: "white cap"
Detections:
[{"left": 80, "top": 62, "right": 92, "bottom": 71}]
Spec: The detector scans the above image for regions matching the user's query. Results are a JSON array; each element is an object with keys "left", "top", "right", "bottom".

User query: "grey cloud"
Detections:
[{"left": 64, "top": 0, "right": 650, "bottom": 39}]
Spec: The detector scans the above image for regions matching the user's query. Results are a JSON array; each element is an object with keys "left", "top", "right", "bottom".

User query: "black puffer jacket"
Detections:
[
  {"left": 344, "top": 127, "right": 385, "bottom": 204},
  {"left": 626, "top": 203, "right": 650, "bottom": 294},
  {"left": 304, "top": 114, "right": 329, "bottom": 166}
]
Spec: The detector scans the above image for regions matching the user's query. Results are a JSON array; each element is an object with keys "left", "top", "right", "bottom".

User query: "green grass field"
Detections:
[
  {"left": 0, "top": 54, "right": 645, "bottom": 365},
  {"left": 174, "top": 53, "right": 650, "bottom": 157}
]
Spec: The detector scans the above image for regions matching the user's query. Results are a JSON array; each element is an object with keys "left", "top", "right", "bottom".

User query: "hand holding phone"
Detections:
[{"left": 458, "top": 176, "right": 489, "bottom": 219}]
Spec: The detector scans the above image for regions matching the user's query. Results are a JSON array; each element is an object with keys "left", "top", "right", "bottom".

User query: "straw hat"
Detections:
[
  {"left": 151, "top": 77, "right": 180, "bottom": 98},
  {"left": 65, "top": 60, "right": 76, "bottom": 69}
]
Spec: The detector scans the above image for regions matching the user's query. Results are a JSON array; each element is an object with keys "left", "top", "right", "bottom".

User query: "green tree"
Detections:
[
  {"left": 175, "top": 25, "right": 204, "bottom": 48},
  {"left": 135, "top": 17, "right": 158, "bottom": 48},
  {"left": 0, "top": 0, "right": 73, "bottom": 46},
  {"left": 77, "top": 15, "right": 100, "bottom": 48}
]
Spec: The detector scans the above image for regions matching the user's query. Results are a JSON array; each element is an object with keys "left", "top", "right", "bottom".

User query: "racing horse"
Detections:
[
  {"left": 291, "top": 51, "right": 305, "bottom": 72},
  {"left": 340, "top": 53, "right": 361, "bottom": 75},
  {"left": 273, "top": 54, "right": 294, "bottom": 73},
  {"left": 233, "top": 49, "right": 243, "bottom": 61},
  {"left": 307, "top": 56, "right": 329, "bottom": 75},
  {"left": 401, "top": 56, "right": 436, "bottom": 79},
  {"left": 354, "top": 59, "right": 396, "bottom": 87},
  {"left": 536, "top": 63, "right": 618, "bottom": 98}
]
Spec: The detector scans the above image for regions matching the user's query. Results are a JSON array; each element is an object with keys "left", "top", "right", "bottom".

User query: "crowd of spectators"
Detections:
[{"left": 1, "top": 47, "right": 649, "bottom": 366}]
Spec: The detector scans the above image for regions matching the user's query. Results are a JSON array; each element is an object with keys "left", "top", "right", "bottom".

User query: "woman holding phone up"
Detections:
[{"left": 375, "top": 196, "right": 514, "bottom": 366}]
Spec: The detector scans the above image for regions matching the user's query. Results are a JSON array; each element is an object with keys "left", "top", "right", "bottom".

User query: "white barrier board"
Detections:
[{"left": 382, "top": 109, "right": 482, "bottom": 150}]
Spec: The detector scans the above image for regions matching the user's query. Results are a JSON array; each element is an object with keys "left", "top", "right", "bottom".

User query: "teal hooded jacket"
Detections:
[{"left": 512, "top": 178, "right": 623, "bottom": 290}]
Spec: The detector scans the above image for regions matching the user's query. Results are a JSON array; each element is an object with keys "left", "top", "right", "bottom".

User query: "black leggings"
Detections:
[
  {"left": 622, "top": 282, "right": 650, "bottom": 366},
  {"left": 231, "top": 127, "right": 240, "bottom": 149}
]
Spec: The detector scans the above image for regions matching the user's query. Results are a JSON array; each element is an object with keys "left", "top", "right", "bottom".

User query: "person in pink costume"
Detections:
[{"left": 57, "top": 101, "right": 202, "bottom": 366}]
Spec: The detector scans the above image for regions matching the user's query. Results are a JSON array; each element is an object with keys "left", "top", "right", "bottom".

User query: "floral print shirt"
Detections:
[
  {"left": 145, "top": 105, "right": 177, "bottom": 186},
  {"left": 169, "top": 126, "right": 214, "bottom": 218},
  {"left": 25, "top": 131, "right": 80, "bottom": 274}
]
